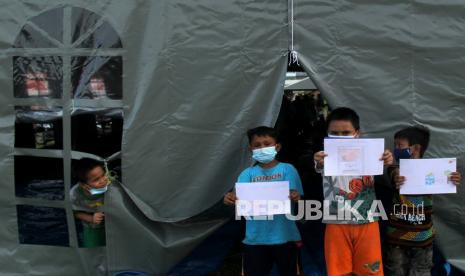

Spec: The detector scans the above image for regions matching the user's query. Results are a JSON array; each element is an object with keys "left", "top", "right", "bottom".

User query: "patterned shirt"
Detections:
[
  {"left": 320, "top": 173, "right": 379, "bottom": 224},
  {"left": 386, "top": 194, "right": 434, "bottom": 247}
]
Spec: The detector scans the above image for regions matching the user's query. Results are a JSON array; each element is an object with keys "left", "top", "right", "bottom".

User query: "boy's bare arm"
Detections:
[
  {"left": 380, "top": 149, "right": 394, "bottom": 166},
  {"left": 391, "top": 167, "right": 405, "bottom": 190},
  {"left": 314, "top": 151, "right": 327, "bottom": 171},
  {"left": 449, "top": 171, "right": 462, "bottom": 185},
  {"left": 223, "top": 191, "right": 237, "bottom": 205},
  {"left": 289, "top": 190, "right": 301, "bottom": 202},
  {"left": 75, "top": 211, "right": 93, "bottom": 223},
  {"left": 74, "top": 211, "right": 105, "bottom": 224}
]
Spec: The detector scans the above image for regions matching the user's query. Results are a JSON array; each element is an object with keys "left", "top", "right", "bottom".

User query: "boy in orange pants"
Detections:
[{"left": 314, "top": 107, "right": 393, "bottom": 275}]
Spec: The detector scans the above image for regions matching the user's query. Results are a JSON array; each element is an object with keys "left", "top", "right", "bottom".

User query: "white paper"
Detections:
[
  {"left": 235, "top": 181, "right": 291, "bottom": 216},
  {"left": 324, "top": 138, "right": 385, "bottom": 176},
  {"left": 400, "top": 158, "right": 457, "bottom": 195}
]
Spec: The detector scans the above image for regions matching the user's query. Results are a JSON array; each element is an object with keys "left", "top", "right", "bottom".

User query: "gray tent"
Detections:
[{"left": 0, "top": 1, "right": 464, "bottom": 275}]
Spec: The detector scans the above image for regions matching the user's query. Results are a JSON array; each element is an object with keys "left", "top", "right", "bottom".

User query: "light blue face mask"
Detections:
[
  {"left": 89, "top": 185, "right": 108, "bottom": 195},
  {"left": 327, "top": 134, "right": 356, "bottom": 139},
  {"left": 252, "top": 146, "right": 277, "bottom": 164}
]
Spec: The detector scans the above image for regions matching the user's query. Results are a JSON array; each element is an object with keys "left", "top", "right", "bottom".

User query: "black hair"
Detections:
[
  {"left": 394, "top": 126, "right": 430, "bottom": 157},
  {"left": 246, "top": 126, "right": 279, "bottom": 144},
  {"left": 326, "top": 107, "right": 360, "bottom": 130},
  {"left": 74, "top": 158, "right": 105, "bottom": 183}
]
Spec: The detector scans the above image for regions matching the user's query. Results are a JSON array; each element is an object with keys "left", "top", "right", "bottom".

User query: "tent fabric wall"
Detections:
[
  {"left": 295, "top": 0, "right": 465, "bottom": 272},
  {"left": 0, "top": 0, "right": 288, "bottom": 275},
  {"left": 0, "top": 1, "right": 114, "bottom": 275},
  {"left": 105, "top": 183, "right": 233, "bottom": 274},
  {"left": 121, "top": 0, "right": 288, "bottom": 222},
  {"left": 113, "top": 0, "right": 288, "bottom": 274},
  {"left": 1, "top": 0, "right": 465, "bottom": 275}
]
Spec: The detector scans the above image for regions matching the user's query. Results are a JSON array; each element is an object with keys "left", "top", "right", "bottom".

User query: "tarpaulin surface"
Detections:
[
  {"left": 295, "top": 0, "right": 465, "bottom": 271},
  {"left": 0, "top": 0, "right": 464, "bottom": 275},
  {"left": 0, "top": 0, "right": 287, "bottom": 275}
]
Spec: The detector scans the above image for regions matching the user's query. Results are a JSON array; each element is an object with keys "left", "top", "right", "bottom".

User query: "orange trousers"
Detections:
[{"left": 325, "top": 222, "right": 383, "bottom": 276}]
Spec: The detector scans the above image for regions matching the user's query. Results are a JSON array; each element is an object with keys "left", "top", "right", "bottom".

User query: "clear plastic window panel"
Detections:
[
  {"left": 71, "top": 7, "right": 122, "bottom": 48},
  {"left": 13, "top": 56, "right": 63, "bottom": 99},
  {"left": 17, "top": 205, "right": 69, "bottom": 247},
  {"left": 15, "top": 106, "right": 63, "bottom": 150},
  {"left": 13, "top": 7, "right": 63, "bottom": 48},
  {"left": 72, "top": 56, "right": 122, "bottom": 99},
  {"left": 14, "top": 156, "right": 64, "bottom": 200},
  {"left": 71, "top": 108, "right": 123, "bottom": 157}
]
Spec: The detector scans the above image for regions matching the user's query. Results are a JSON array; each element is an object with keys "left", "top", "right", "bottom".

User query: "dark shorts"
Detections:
[
  {"left": 243, "top": 242, "right": 299, "bottom": 276},
  {"left": 384, "top": 244, "right": 433, "bottom": 276}
]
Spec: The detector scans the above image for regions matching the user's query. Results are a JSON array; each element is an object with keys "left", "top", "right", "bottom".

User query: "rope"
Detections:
[{"left": 289, "top": 0, "right": 299, "bottom": 65}]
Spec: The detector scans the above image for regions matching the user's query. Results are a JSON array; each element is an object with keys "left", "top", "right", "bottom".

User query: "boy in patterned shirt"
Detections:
[
  {"left": 385, "top": 126, "right": 461, "bottom": 275},
  {"left": 313, "top": 107, "right": 394, "bottom": 275}
]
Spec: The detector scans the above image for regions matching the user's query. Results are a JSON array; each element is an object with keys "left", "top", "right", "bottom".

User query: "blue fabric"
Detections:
[
  {"left": 237, "top": 162, "right": 304, "bottom": 245},
  {"left": 113, "top": 272, "right": 147, "bottom": 276}
]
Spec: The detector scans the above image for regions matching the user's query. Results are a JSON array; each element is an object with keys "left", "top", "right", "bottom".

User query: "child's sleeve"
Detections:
[
  {"left": 286, "top": 164, "right": 304, "bottom": 195},
  {"left": 70, "top": 185, "right": 82, "bottom": 211},
  {"left": 70, "top": 185, "right": 92, "bottom": 212},
  {"left": 236, "top": 168, "right": 251, "bottom": 183}
]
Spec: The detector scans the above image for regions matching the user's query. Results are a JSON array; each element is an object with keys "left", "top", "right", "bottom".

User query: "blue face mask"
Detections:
[
  {"left": 394, "top": 148, "right": 411, "bottom": 161},
  {"left": 252, "top": 146, "right": 277, "bottom": 164},
  {"left": 89, "top": 185, "right": 108, "bottom": 195},
  {"left": 327, "top": 134, "right": 356, "bottom": 139}
]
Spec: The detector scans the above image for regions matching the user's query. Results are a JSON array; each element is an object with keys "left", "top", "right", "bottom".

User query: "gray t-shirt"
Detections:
[{"left": 70, "top": 184, "right": 105, "bottom": 227}]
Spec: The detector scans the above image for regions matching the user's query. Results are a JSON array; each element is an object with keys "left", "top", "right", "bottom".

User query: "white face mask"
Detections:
[
  {"left": 327, "top": 134, "right": 356, "bottom": 139},
  {"left": 89, "top": 185, "right": 108, "bottom": 195},
  {"left": 252, "top": 146, "right": 277, "bottom": 164}
]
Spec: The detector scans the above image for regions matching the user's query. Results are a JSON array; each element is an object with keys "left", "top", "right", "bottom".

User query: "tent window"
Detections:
[
  {"left": 13, "top": 57, "right": 63, "bottom": 99},
  {"left": 13, "top": 8, "right": 63, "bottom": 48},
  {"left": 17, "top": 205, "right": 69, "bottom": 247},
  {"left": 71, "top": 56, "right": 122, "bottom": 99},
  {"left": 15, "top": 106, "right": 63, "bottom": 149},
  {"left": 15, "top": 156, "right": 64, "bottom": 201},
  {"left": 13, "top": 6, "right": 123, "bottom": 247},
  {"left": 71, "top": 109, "right": 123, "bottom": 157},
  {"left": 71, "top": 7, "right": 122, "bottom": 48}
]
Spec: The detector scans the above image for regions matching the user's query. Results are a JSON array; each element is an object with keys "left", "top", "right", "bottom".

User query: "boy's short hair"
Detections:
[
  {"left": 246, "top": 126, "right": 279, "bottom": 144},
  {"left": 394, "top": 126, "right": 430, "bottom": 157},
  {"left": 326, "top": 107, "right": 360, "bottom": 130},
  {"left": 74, "top": 158, "right": 105, "bottom": 183}
]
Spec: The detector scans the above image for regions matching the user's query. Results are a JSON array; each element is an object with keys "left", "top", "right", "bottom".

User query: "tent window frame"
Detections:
[{"left": 12, "top": 5, "right": 124, "bottom": 248}]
